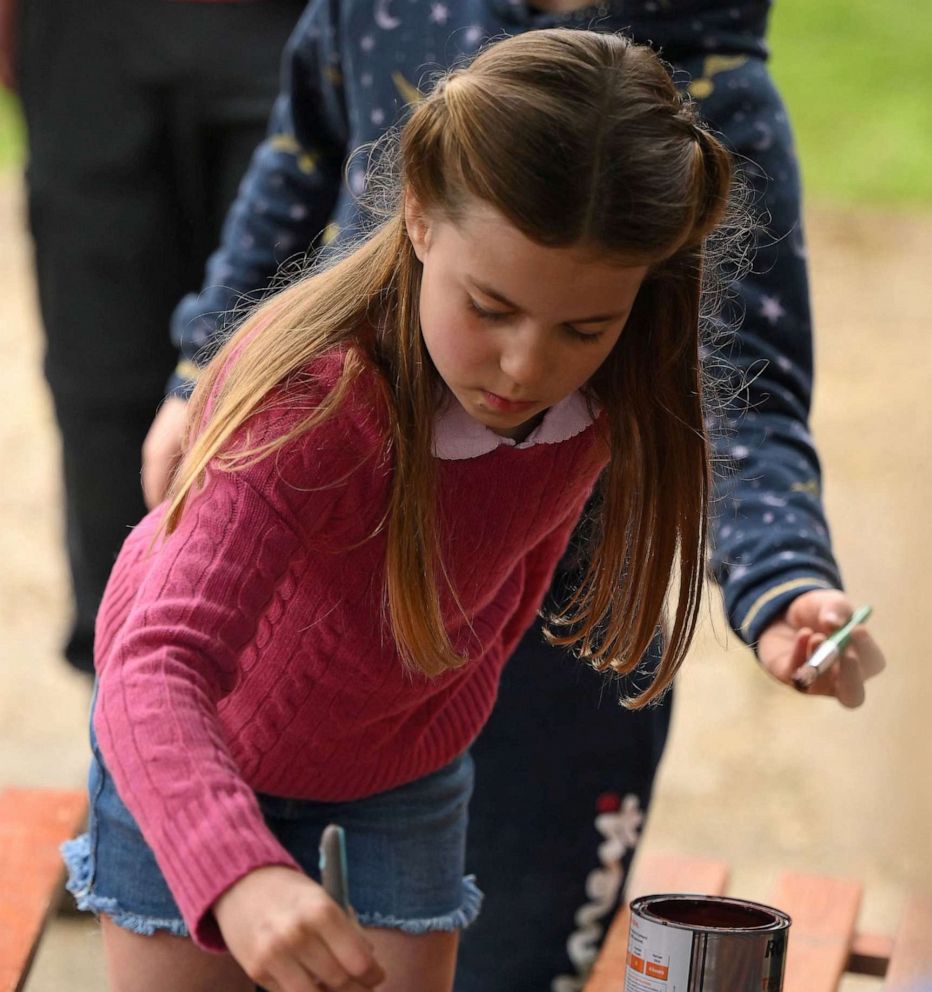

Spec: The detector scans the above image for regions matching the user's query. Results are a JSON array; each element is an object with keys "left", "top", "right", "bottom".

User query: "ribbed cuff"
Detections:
[
  {"left": 736, "top": 574, "right": 840, "bottom": 645},
  {"left": 178, "top": 821, "right": 303, "bottom": 951},
  {"left": 166, "top": 362, "right": 200, "bottom": 401}
]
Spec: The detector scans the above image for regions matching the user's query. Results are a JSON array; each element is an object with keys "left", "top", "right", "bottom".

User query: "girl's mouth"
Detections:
[{"left": 483, "top": 391, "right": 537, "bottom": 414}]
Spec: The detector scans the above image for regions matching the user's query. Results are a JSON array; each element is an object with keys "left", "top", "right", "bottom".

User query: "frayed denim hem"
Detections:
[
  {"left": 60, "top": 834, "right": 190, "bottom": 938},
  {"left": 356, "top": 874, "right": 483, "bottom": 934}
]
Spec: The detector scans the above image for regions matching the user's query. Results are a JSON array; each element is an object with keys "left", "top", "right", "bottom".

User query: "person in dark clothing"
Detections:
[
  {"left": 10, "top": 0, "right": 306, "bottom": 673},
  {"left": 116, "top": 2, "right": 886, "bottom": 990}
]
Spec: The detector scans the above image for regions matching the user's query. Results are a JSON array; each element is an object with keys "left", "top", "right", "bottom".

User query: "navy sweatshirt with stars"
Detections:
[{"left": 168, "top": 0, "right": 844, "bottom": 649}]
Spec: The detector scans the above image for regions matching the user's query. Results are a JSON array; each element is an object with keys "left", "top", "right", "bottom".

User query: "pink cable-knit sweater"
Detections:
[{"left": 93, "top": 348, "right": 607, "bottom": 948}]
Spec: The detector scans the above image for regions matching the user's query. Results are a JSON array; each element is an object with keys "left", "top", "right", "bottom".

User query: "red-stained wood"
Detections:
[
  {"left": 0, "top": 788, "right": 87, "bottom": 992},
  {"left": 883, "top": 894, "right": 932, "bottom": 990},
  {"left": 582, "top": 852, "right": 730, "bottom": 992},
  {"left": 770, "top": 872, "right": 862, "bottom": 992}
]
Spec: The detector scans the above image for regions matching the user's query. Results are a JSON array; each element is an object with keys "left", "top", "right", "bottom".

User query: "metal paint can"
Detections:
[{"left": 625, "top": 894, "right": 791, "bottom": 991}]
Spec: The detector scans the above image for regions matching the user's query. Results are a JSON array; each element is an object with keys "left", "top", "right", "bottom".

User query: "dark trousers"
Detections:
[
  {"left": 17, "top": 0, "right": 305, "bottom": 671},
  {"left": 458, "top": 588, "right": 672, "bottom": 992}
]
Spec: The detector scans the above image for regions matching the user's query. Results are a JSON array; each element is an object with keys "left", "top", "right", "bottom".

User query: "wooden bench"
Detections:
[
  {"left": 584, "top": 852, "right": 932, "bottom": 992},
  {"left": 0, "top": 788, "right": 87, "bottom": 992},
  {"left": 3, "top": 793, "right": 929, "bottom": 992}
]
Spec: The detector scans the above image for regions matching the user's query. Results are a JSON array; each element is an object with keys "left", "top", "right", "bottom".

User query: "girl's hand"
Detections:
[
  {"left": 756, "top": 589, "right": 886, "bottom": 708},
  {"left": 214, "top": 865, "right": 385, "bottom": 991},
  {"left": 141, "top": 396, "right": 189, "bottom": 509}
]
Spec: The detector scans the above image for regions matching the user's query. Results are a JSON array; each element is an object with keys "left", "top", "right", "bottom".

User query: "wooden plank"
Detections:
[
  {"left": 0, "top": 788, "right": 87, "bottom": 992},
  {"left": 583, "top": 852, "right": 730, "bottom": 992},
  {"left": 770, "top": 872, "right": 862, "bottom": 992},
  {"left": 848, "top": 931, "right": 893, "bottom": 979},
  {"left": 884, "top": 894, "right": 932, "bottom": 990}
]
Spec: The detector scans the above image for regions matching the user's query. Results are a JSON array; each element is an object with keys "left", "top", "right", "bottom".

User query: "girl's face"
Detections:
[{"left": 405, "top": 196, "right": 647, "bottom": 441}]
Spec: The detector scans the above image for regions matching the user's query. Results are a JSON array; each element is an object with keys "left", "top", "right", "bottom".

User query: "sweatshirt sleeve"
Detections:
[
  {"left": 697, "top": 57, "right": 843, "bottom": 646},
  {"left": 93, "top": 468, "right": 314, "bottom": 949},
  {"left": 168, "top": 0, "right": 347, "bottom": 399}
]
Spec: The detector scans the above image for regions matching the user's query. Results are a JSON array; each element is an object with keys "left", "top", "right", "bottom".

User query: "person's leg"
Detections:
[
  {"left": 456, "top": 599, "right": 672, "bottom": 992},
  {"left": 17, "top": 0, "right": 188, "bottom": 672},
  {"left": 366, "top": 929, "right": 458, "bottom": 992},
  {"left": 53, "top": 400, "right": 167, "bottom": 670},
  {"left": 103, "top": 917, "right": 456, "bottom": 992},
  {"left": 255, "top": 752, "right": 477, "bottom": 992},
  {"left": 151, "top": 0, "right": 306, "bottom": 289},
  {"left": 69, "top": 721, "right": 473, "bottom": 992},
  {"left": 17, "top": 0, "right": 297, "bottom": 674},
  {"left": 101, "top": 918, "right": 253, "bottom": 992}
]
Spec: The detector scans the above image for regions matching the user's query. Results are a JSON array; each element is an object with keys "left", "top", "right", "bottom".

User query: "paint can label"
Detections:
[
  {"left": 624, "top": 895, "right": 790, "bottom": 992},
  {"left": 624, "top": 912, "right": 692, "bottom": 991}
]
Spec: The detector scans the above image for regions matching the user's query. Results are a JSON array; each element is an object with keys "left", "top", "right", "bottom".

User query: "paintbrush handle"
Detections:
[
  {"left": 792, "top": 604, "right": 873, "bottom": 690},
  {"left": 826, "top": 604, "right": 873, "bottom": 652},
  {"left": 319, "top": 824, "right": 352, "bottom": 913}
]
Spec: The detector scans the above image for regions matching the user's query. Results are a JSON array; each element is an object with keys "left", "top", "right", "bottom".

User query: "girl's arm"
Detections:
[
  {"left": 94, "top": 465, "right": 314, "bottom": 947},
  {"left": 96, "top": 391, "right": 379, "bottom": 958}
]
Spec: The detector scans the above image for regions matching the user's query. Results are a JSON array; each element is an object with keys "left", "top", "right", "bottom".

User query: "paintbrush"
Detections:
[
  {"left": 792, "top": 604, "right": 873, "bottom": 691},
  {"left": 319, "top": 823, "right": 353, "bottom": 916}
]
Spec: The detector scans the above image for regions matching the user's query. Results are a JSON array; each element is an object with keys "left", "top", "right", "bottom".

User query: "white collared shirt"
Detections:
[{"left": 433, "top": 391, "right": 598, "bottom": 460}]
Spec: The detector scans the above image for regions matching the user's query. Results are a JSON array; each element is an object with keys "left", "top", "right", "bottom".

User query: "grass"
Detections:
[
  {"left": 769, "top": 0, "right": 932, "bottom": 207},
  {"left": 0, "top": 88, "right": 22, "bottom": 171},
  {"left": 1, "top": 3, "right": 930, "bottom": 207}
]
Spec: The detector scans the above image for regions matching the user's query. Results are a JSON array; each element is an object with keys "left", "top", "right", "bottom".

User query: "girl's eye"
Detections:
[
  {"left": 469, "top": 298, "right": 606, "bottom": 342},
  {"left": 564, "top": 324, "right": 606, "bottom": 344},
  {"left": 467, "top": 298, "right": 512, "bottom": 322}
]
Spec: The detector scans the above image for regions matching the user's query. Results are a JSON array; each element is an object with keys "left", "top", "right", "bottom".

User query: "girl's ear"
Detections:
[{"left": 404, "top": 189, "right": 432, "bottom": 263}]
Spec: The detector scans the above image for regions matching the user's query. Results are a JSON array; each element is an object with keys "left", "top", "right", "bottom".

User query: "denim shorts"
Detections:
[{"left": 62, "top": 728, "right": 481, "bottom": 939}]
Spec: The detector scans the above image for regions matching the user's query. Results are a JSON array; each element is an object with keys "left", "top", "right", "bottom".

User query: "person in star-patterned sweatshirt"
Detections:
[{"left": 136, "top": 3, "right": 886, "bottom": 990}]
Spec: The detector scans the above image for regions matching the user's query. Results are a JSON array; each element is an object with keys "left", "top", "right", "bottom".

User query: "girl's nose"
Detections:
[{"left": 499, "top": 325, "right": 548, "bottom": 389}]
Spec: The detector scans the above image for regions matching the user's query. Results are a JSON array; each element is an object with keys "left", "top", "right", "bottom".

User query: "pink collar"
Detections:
[{"left": 433, "top": 391, "right": 598, "bottom": 461}]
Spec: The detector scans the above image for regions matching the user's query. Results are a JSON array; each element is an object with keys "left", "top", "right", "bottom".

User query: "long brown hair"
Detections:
[{"left": 164, "top": 29, "right": 733, "bottom": 705}]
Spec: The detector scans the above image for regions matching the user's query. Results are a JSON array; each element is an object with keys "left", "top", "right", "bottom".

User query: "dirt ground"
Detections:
[{"left": 1, "top": 174, "right": 930, "bottom": 990}]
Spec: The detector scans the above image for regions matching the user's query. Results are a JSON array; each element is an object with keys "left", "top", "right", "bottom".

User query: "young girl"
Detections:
[{"left": 64, "top": 28, "right": 732, "bottom": 992}]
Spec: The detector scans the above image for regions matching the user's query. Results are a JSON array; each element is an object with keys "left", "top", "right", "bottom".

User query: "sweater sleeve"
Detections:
[
  {"left": 167, "top": 0, "right": 347, "bottom": 399},
  {"left": 93, "top": 438, "right": 352, "bottom": 950}
]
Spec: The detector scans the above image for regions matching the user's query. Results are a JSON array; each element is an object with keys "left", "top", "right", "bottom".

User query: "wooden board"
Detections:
[
  {"left": 0, "top": 788, "right": 87, "bottom": 992},
  {"left": 884, "top": 894, "right": 932, "bottom": 990},
  {"left": 769, "top": 872, "right": 862, "bottom": 992},
  {"left": 583, "top": 852, "right": 730, "bottom": 992}
]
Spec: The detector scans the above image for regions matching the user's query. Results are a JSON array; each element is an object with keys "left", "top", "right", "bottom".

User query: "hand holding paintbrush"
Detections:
[
  {"left": 756, "top": 590, "right": 887, "bottom": 708},
  {"left": 213, "top": 829, "right": 383, "bottom": 990},
  {"left": 792, "top": 604, "right": 873, "bottom": 691}
]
